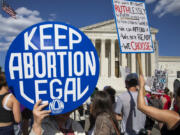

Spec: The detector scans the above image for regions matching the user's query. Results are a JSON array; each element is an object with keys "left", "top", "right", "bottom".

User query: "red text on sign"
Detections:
[
  {"left": 131, "top": 41, "right": 151, "bottom": 51},
  {"left": 115, "top": 4, "right": 130, "bottom": 14}
]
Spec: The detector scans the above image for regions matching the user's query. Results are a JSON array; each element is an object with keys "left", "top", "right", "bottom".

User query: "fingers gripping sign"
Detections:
[
  {"left": 32, "top": 100, "right": 51, "bottom": 134},
  {"left": 33, "top": 100, "right": 51, "bottom": 123}
]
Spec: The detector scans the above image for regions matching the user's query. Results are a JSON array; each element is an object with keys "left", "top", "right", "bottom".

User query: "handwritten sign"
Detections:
[
  {"left": 112, "top": 0, "right": 154, "bottom": 53},
  {"left": 5, "top": 22, "right": 100, "bottom": 115},
  {"left": 151, "top": 69, "right": 167, "bottom": 92}
]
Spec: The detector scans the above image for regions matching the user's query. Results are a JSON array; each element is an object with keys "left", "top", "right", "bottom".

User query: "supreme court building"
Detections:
[{"left": 81, "top": 19, "right": 159, "bottom": 92}]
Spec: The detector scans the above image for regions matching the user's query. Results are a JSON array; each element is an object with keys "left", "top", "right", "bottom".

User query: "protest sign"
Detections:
[
  {"left": 120, "top": 66, "right": 130, "bottom": 80},
  {"left": 145, "top": 77, "right": 153, "bottom": 88},
  {"left": 151, "top": 69, "right": 167, "bottom": 92},
  {"left": 5, "top": 22, "right": 100, "bottom": 115},
  {"left": 112, "top": 0, "right": 154, "bottom": 53}
]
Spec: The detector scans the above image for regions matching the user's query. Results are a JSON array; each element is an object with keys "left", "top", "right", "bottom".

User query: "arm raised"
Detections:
[{"left": 137, "top": 75, "right": 180, "bottom": 130}]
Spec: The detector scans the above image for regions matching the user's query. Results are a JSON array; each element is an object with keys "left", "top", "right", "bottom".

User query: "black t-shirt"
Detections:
[
  {"left": 161, "top": 123, "right": 180, "bottom": 135},
  {"left": 0, "top": 92, "right": 14, "bottom": 122}
]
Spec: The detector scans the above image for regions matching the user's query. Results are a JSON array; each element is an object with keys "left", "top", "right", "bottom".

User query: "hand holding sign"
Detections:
[
  {"left": 32, "top": 100, "right": 51, "bottom": 134},
  {"left": 5, "top": 22, "right": 100, "bottom": 115}
]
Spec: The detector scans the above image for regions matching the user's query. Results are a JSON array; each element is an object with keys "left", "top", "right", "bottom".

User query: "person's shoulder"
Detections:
[
  {"left": 8, "top": 93, "right": 19, "bottom": 104},
  {"left": 119, "top": 91, "right": 129, "bottom": 98},
  {"left": 116, "top": 92, "right": 129, "bottom": 102},
  {"left": 95, "top": 113, "right": 111, "bottom": 127},
  {"left": 97, "top": 112, "right": 110, "bottom": 119},
  {"left": 4, "top": 93, "right": 15, "bottom": 103}
]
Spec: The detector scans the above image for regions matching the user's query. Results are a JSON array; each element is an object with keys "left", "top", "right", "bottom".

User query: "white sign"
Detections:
[
  {"left": 112, "top": 0, "right": 154, "bottom": 53},
  {"left": 5, "top": 22, "right": 100, "bottom": 115}
]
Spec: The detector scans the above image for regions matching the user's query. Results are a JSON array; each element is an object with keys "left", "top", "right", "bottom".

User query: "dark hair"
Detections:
[
  {"left": 91, "top": 87, "right": 98, "bottom": 97},
  {"left": 104, "top": 86, "right": 116, "bottom": 104},
  {"left": 125, "top": 79, "right": 138, "bottom": 89},
  {"left": 91, "top": 91, "right": 113, "bottom": 118},
  {"left": 164, "top": 87, "right": 169, "bottom": 94},
  {"left": 92, "top": 91, "right": 120, "bottom": 133},
  {"left": 0, "top": 73, "right": 7, "bottom": 90}
]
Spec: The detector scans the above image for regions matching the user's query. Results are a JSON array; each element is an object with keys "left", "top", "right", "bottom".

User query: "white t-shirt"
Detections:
[{"left": 115, "top": 91, "right": 146, "bottom": 135}]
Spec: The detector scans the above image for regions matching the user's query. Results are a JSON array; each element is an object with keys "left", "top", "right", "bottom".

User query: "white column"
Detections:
[
  {"left": 131, "top": 54, "right": 136, "bottom": 73},
  {"left": 121, "top": 53, "right": 128, "bottom": 79},
  {"left": 141, "top": 53, "right": 146, "bottom": 76},
  {"left": 100, "top": 39, "right": 106, "bottom": 76},
  {"left": 111, "top": 39, "right": 115, "bottom": 77},
  {"left": 122, "top": 53, "right": 127, "bottom": 67},
  {"left": 151, "top": 53, "right": 155, "bottom": 76}
]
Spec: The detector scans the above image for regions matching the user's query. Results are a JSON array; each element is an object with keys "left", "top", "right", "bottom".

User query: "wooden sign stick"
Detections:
[
  {"left": 137, "top": 53, "right": 146, "bottom": 96},
  {"left": 137, "top": 53, "right": 143, "bottom": 76}
]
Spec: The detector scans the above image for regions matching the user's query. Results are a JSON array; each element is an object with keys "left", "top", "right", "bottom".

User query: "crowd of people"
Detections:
[{"left": 0, "top": 71, "right": 180, "bottom": 135}]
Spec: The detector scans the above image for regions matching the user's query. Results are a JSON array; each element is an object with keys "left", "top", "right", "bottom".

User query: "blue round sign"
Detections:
[{"left": 5, "top": 22, "right": 99, "bottom": 115}]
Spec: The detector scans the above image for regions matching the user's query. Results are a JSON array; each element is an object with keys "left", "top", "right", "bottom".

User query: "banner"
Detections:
[
  {"left": 5, "top": 22, "right": 100, "bottom": 115},
  {"left": 112, "top": 0, "right": 154, "bottom": 53}
]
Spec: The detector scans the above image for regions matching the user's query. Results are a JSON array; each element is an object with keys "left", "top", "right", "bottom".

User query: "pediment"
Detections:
[
  {"left": 81, "top": 19, "right": 117, "bottom": 33},
  {"left": 81, "top": 19, "right": 158, "bottom": 34}
]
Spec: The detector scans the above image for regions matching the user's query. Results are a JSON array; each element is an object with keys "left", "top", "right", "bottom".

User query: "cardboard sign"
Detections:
[
  {"left": 5, "top": 22, "right": 100, "bottom": 115},
  {"left": 151, "top": 69, "right": 167, "bottom": 92},
  {"left": 112, "top": 0, "right": 154, "bottom": 53}
]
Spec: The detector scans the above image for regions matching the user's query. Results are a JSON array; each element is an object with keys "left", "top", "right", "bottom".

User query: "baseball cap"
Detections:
[{"left": 125, "top": 73, "right": 138, "bottom": 82}]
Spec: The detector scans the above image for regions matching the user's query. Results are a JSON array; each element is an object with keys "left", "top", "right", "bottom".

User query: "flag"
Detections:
[{"left": 2, "top": 2, "right": 16, "bottom": 19}]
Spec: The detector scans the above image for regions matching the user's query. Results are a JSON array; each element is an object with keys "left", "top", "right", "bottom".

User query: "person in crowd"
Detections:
[
  {"left": 145, "top": 87, "right": 163, "bottom": 135},
  {"left": 74, "top": 105, "right": 86, "bottom": 129},
  {"left": 138, "top": 75, "right": 180, "bottom": 135},
  {"left": 87, "top": 87, "right": 99, "bottom": 135},
  {"left": 148, "top": 91, "right": 163, "bottom": 109},
  {"left": 161, "top": 87, "right": 171, "bottom": 110},
  {"left": 104, "top": 86, "right": 116, "bottom": 108},
  {"left": 0, "top": 73, "right": 21, "bottom": 134},
  {"left": 30, "top": 100, "right": 85, "bottom": 135},
  {"left": 115, "top": 73, "right": 147, "bottom": 135},
  {"left": 144, "top": 85, "right": 154, "bottom": 135},
  {"left": 144, "top": 85, "right": 151, "bottom": 99},
  {"left": 170, "top": 93, "right": 179, "bottom": 113},
  {"left": 21, "top": 108, "right": 33, "bottom": 135},
  {"left": 170, "top": 82, "right": 180, "bottom": 112},
  {"left": 169, "top": 91, "right": 173, "bottom": 100},
  {"left": 10, "top": 86, "right": 33, "bottom": 135},
  {"left": 91, "top": 91, "right": 120, "bottom": 135}
]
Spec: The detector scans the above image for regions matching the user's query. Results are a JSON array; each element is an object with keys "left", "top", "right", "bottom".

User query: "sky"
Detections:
[{"left": 0, "top": 0, "right": 180, "bottom": 71}]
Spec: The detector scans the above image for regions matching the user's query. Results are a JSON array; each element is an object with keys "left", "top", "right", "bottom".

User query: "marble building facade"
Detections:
[{"left": 81, "top": 19, "right": 159, "bottom": 92}]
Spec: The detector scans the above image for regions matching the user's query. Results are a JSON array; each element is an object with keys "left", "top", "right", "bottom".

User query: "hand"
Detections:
[
  {"left": 32, "top": 100, "right": 51, "bottom": 134},
  {"left": 139, "top": 75, "right": 145, "bottom": 88}
]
